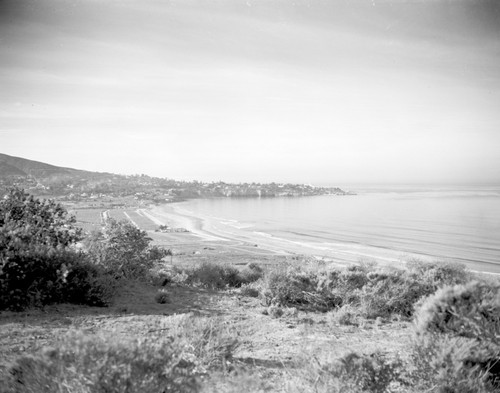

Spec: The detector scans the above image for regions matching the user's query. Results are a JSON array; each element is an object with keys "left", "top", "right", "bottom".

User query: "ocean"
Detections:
[{"left": 163, "top": 185, "right": 500, "bottom": 273}]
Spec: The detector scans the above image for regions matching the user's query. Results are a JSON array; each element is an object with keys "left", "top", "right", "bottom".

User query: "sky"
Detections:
[{"left": 1, "top": 0, "right": 499, "bottom": 185}]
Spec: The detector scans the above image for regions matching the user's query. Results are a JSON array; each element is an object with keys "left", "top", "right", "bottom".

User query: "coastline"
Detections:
[{"left": 144, "top": 202, "right": 500, "bottom": 273}]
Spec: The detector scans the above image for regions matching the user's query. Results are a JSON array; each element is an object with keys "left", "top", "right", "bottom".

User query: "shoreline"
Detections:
[{"left": 143, "top": 202, "right": 500, "bottom": 274}]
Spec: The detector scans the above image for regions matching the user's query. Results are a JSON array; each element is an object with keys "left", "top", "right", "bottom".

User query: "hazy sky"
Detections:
[{"left": 1, "top": 0, "right": 499, "bottom": 185}]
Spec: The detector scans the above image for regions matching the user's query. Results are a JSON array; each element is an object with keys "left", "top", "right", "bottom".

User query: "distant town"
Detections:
[{"left": 0, "top": 153, "right": 352, "bottom": 208}]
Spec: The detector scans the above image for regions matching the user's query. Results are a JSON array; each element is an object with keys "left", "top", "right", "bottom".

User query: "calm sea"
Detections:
[{"left": 173, "top": 185, "right": 500, "bottom": 273}]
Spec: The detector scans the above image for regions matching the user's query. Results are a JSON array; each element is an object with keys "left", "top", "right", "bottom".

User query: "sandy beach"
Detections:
[
  {"left": 145, "top": 203, "right": 447, "bottom": 269},
  {"left": 138, "top": 200, "right": 500, "bottom": 275}
]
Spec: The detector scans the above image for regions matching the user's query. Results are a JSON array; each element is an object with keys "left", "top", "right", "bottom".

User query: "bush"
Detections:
[
  {"left": 185, "top": 262, "right": 239, "bottom": 289},
  {"left": 239, "top": 284, "right": 259, "bottom": 298},
  {"left": 0, "top": 314, "right": 240, "bottom": 393},
  {"left": 407, "top": 259, "right": 471, "bottom": 290},
  {"left": 0, "top": 188, "right": 105, "bottom": 311},
  {"left": 0, "top": 331, "right": 200, "bottom": 393},
  {"left": 358, "top": 269, "right": 429, "bottom": 319},
  {"left": 173, "top": 262, "right": 262, "bottom": 290},
  {"left": 267, "top": 305, "right": 284, "bottom": 318},
  {"left": 414, "top": 281, "right": 500, "bottom": 340},
  {"left": 155, "top": 290, "right": 170, "bottom": 304},
  {"left": 0, "top": 249, "right": 67, "bottom": 310},
  {"left": 63, "top": 260, "right": 117, "bottom": 307},
  {"left": 158, "top": 314, "right": 240, "bottom": 372},
  {"left": 84, "top": 219, "right": 169, "bottom": 280},
  {"left": 0, "top": 188, "right": 82, "bottom": 258},
  {"left": 0, "top": 250, "right": 115, "bottom": 311},
  {"left": 256, "top": 260, "right": 482, "bottom": 319},
  {"left": 260, "top": 263, "right": 341, "bottom": 310},
  {"left": 406, "top": 281, "right": 500, "bottom": 392},
  {"left": 404, "top": 334, "right": 500, "bottom": 393},
  {"left": 238, "top": 263, "right": 264, "bottom": 284},
  {"left": 291, "top": 351, "right": 402, "bottom": 393},
  {"left": 328, "top": 304, "right": 360, "bottom": 326}
]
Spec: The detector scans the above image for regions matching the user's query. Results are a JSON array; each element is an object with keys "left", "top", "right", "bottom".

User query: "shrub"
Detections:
[
  {"left": 0, "top": 188, "right": 103, "bottom": 311},
  {"left": 0, "top": 331, "right": 199, "bottom": 393},
  {"left": 174, "top": 262, "right": 262, "bottom": 290},
  {"left": 291, "top": 351, "right": 402, "bottom": 393},
  {"left": 407, "top": 259, "right": 471, "bottom": 290},
  {"left": 0, "top": 249, "right": 67, "bottom": 310},
  {"left": 260, "top": 263, "right": 341, "bottom": 310},
  {"left": 238, "top": 263, "right": 264, "bottom": 284},
  {"left": 339, "top": 270, "right": 369, "bottom": 292},
  {"left": 239, "top": 284, "right": 259, "bottom": 298},
  {"left": 0, "top": 188, "right": 82, "bottom": 259},
  {"left": 358, "top": 269, "right": 429, "bottom": 319},
  {"left": 404, "top": 334, "right": 500, "bottom": 393},
  {"left": 161, "top": 314, "right": 240, "bottom": 372},
  {"left": 185, "top": 262, "right": 239, "bottom": 289},
  {"left": 407, "top": 281, "right": 500, "bottom": 392},
  {"left": 63, "top": 258, "right": 117, "bottom": 307},
  {"left": 155, "top": 290, "right": 170, "bottom": 304},
  {"left": 267, "top": 305, "right": 284, "bottom": 318},
  {"left": 414, "top": 281, "right": 500, "bottom": 340},
  {"left": 328, "top": 304, "right": 360, "bottom": 326},
  {"left": 0, "top": 250, "right": 115, "bottom": 311},
  {"left": 84, "top": 218, "right": 169, "bottom": 280},
  {"left": 257, "top": 260, "right": 476, "bottom": 319}
]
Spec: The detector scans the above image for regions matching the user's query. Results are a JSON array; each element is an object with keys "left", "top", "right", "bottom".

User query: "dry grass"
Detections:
[{"left": 1, "top": 237, "right": 499, "bottom": 393}]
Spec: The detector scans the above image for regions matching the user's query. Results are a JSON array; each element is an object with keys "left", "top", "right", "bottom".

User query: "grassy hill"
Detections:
[
  {"left": 0, "top": 161, "right": 28, "bottom": 178},
  {"left": 0, "top": 153, "right": 346, "bottom": 200},
  {"left": 0, "top": 153, "right": 97, "bottom": 181}
]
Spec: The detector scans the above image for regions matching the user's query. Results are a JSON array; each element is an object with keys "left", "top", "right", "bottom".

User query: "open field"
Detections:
[{"left": 72, "top": 208, "right": 105, "bottom": 232}]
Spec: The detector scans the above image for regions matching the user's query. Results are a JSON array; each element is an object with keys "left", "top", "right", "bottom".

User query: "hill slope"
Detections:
[
  {"left": 0, "top": 153, "right": 84, "bottom": 180},
  {"left": 0, "top": 152, "right": 347, "bottom": 199},
  {"left": 0, "top": 161, "right": 28, "bottom": 178}
]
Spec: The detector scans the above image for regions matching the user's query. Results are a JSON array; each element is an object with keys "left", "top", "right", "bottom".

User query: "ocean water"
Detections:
[{"left": 171, "top": 185, "right": 500, "bottom": 273}]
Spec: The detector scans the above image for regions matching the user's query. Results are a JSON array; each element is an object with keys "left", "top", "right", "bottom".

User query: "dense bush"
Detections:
[
  {"left": 155, "top": 289, "right": 170, "bottom": 304},
  {"left": 406, "top": 281, "right": 500, "bottom": 392},
  {"left": 239, "top": 283, "right": 260, "bottom": 298},
  {"left": 168, "top": 261, "right": 263, "bottom": 290},
  {"left": 405, "top": 334, "right": 500, "bottom": 393},
  {"left": 260, "top": 260, "right": 475, "bottom": 319},
  {"left": 166, "top": 315, "right": 240, "bottom": 371},
  {"left": 0, "top": 331, "right": 200, "bottom": 393},
  {"left": 0, "top": 188, "right": 114, "bottom": 310},
  {"left": 0, "top": 188, "right": 82, "bottom": 257},
  {"left": 358, "top": 269, "right": 429, "bottom": 318},
  {"left": 63, "top": 259, "right": 117, "bottom": 307},
  {"left": 0, "top": 250, "right": 114, "bottom": 310},
  {"left": 260, "top": 263, "right": 341, "bottom": 310},
  {"left": 84, "top": 218, "right": 169, "bottom": 280},
  {"left": 407, "top": 259, "right": 471, "bottom": 290},
  {"left": 291, "top": 351, "right": 402, "bottom": 393},
  {"left": 0, "top": 314, "right": 240, "bottom": 393},
  {"left": 327, "top": 304, "right": 361, "bottom": 326},
  {"left": 414, "top": 281, "right": 500, "bottom": 340}
]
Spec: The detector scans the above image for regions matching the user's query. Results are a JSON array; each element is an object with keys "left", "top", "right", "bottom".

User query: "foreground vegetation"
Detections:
[{"left": 1, "top": 188, "right": 499, "bottom": 392}]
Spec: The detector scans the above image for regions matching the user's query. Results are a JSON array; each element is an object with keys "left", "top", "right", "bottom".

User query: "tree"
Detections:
[
  {"left": 0, "top": 187, "right": 82, "bottom": 261},
  {"left": 0, "top": 188, "right": 88, "bottom": 310},
  {"left": 84, "top": 218, "right": 168, "bottom": 279}
]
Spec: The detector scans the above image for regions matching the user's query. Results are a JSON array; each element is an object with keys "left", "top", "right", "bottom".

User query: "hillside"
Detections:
[
  {"left": 0, "top": 153, "right": 349, "bottom": 201},
  {"left": 0, "top": 161, "right": 27, "bottom": 178},
  {"left": 0, "top": 153, "right": 82, "bottom": 179}
]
